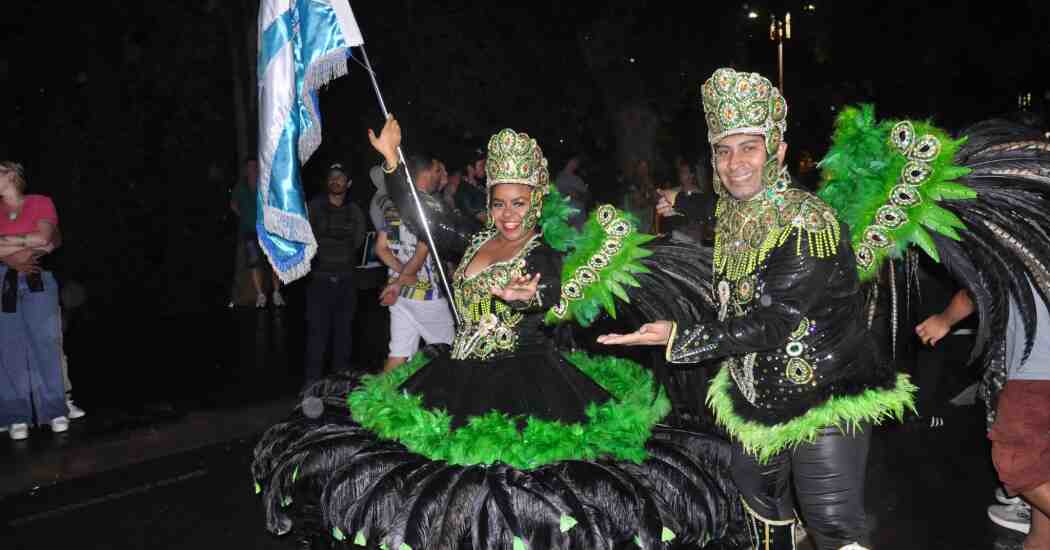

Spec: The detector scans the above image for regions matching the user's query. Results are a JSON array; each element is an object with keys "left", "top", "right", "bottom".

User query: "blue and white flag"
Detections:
[{"left": 257, "top": 0, "right": 364, "bottom": 282}]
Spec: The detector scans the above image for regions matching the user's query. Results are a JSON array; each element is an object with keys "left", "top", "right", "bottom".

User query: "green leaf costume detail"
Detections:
[
  {"left": 545, "top": 205, "right": 654, "bottom": 326},
  {"left": 817, "top": 104, "right": 974, "bottom": 280}
]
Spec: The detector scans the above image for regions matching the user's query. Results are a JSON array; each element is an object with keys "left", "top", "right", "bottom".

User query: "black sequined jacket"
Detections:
[{"left": 666, "top": 190, "right": 897, "bottom": 426}]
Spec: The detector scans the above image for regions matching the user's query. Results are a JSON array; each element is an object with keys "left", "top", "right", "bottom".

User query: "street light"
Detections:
[{"left": 769, "top": 12, "right": 791, "bottom": 93}]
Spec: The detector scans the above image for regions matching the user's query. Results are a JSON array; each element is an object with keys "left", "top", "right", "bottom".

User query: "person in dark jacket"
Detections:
[{"left": 304, "top": 163, "right": 367, "bottom": 384}]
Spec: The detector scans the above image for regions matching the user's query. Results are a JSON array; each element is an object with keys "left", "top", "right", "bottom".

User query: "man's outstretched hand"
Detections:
[{"left": 597, "top": 320, "right": 673, "bottom": 346}]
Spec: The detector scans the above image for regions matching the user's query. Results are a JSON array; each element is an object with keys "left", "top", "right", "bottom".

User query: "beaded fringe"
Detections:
[{"left": 714, "top": 222, "right": 840, "bottom": 281}]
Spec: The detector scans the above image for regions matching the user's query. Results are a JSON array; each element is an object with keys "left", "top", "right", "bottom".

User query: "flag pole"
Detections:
[{"left": 356, "top": 45, "right": 461, "bottom": 325}]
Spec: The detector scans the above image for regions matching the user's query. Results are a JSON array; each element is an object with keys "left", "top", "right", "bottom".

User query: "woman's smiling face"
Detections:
[{"left": 489, "top": 183, "right": 535, "bottom": 241}]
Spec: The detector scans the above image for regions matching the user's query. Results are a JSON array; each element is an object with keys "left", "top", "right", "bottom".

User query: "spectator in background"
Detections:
[
  {"left": 455, "top": 148, "right": 488, "bottom": 224},
  {"left": 304, "top": 163, "right": 367, "bottom": 385},
  {"left": 442, "top": 165, "right": 464, "bottom": 213},
  {"left": 623, "top": 158, "right": 657, "bottom": 233},
  {"left": 372, "top": 152, "right": 454, "bottom": 373},
  {"left": 555, "top": 153, "right": 590, "bottom": 230},
  {"left": 0, "top": 161, "right": 67, "bottom": 440},
  {"left": 230, "top": 158, "right": 285, "bottom": 308},
  {"left": 662, "top": 158, "right": 710, "bottom": 243}
]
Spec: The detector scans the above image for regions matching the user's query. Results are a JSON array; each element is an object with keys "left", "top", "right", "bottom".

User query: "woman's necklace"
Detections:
[{"left": 4, "top": 199, "right": 21, "bottom": 221}]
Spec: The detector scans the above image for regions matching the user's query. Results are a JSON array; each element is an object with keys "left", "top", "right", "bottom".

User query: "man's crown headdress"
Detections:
[{"left": 702, "top": 68, "right": 788, "bottom": 156}]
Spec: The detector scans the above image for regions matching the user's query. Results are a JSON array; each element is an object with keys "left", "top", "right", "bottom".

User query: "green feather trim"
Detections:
[
  {"left": 817, "top": 104, "right": 974, "bottom": 280},
  {"left": 545, "top": 206, "right": 654, "bottom": 326},
  {"left": 539, "top": 187, "right": 578, "bottom": 252},
  {"left": 707, "top": 367, "right": 916, "bottom": 463},
  {"left": 347, "top": 351, "right": 670, "bottom": 469}
]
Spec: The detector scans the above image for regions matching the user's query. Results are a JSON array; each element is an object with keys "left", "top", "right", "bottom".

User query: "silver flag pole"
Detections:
[{"left": 356, "top": 45, "right": 461, "bottom": 325}]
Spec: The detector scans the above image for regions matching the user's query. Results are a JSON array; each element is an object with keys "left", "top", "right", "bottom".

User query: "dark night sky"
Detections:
[{"left": 0, "top": 1, "right": 1048, "bottom": 311}]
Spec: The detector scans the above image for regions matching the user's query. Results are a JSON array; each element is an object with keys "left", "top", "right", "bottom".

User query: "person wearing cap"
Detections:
[
  {"left": 304, "top": 163, "right": 367, "bottom": 384},
  {"left": 598, "top": 68, "right": 914, "bottom": 550}
]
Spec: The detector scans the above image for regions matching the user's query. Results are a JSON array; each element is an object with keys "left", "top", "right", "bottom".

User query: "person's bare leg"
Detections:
[
  {"left": 383, "top": 356, "right": 406, "bottom": 373},
  {"left": 271, "top": 271, "right": 286, "bottom": 306},
  {"left": 1023, "top": 482, "right": 1050, "bottom": 550},
  {"left": 251, "top": 268, "right": 265, "bottom": 296}
]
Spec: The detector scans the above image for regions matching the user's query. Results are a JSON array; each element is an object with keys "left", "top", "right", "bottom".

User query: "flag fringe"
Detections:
[
  {"left": 299, "top": 48, "right": 349, "bottom": 163},
  {"left": 262, "top": 204, "right": 318, "bottom": 245}
]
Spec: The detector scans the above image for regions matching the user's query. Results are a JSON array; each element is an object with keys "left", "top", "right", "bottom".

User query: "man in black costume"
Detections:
[{"left": 600, "top": 68, "right": 915, "bottom": 550}]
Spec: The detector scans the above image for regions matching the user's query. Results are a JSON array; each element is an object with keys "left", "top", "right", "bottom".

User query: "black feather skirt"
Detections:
[{"left": 252, "top": 354, "right": 746, "bottom": 549}]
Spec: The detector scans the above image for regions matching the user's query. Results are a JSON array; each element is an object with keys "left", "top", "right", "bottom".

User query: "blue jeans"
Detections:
[{"left": 0, "top": 266, "right": 66, "bottom": 425}]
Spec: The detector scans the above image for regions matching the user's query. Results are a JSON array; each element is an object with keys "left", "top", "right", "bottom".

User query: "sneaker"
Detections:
[
  {"left": 67, "top": 399, "right": 86, "bottom": 420},
  {"left": 988, "top": 502, "right": 1031, "bottom": 534},
  {"left": 10, "top": 423, "right": 28, "bottom": 440},
  {"left": 995, "top": 486, "right": 1022, "bottom": 506},
  {"left": 50, "top": 416, "right": 69, "bottom": 433},
  {"left": 272, "top": 290, "right": 286, "bottom": 307},
  {"left": 255, "top": 293, "right": 267, "bottom": 308}
]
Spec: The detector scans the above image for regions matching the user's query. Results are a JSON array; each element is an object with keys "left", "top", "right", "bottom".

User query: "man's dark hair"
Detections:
[{"left": 407, "top": 154, "right": 437, "bottom": 180}]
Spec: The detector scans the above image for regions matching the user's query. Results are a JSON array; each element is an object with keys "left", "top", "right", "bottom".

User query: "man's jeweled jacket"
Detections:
[{"left": 667, "top": 184, "right": 907, "bottom": 439}]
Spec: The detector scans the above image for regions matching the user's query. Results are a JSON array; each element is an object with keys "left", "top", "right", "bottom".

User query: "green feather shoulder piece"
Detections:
[
  {"left": 544, "top": 205, "right": 654, "bottom": 327},
  {"left": 817, "top": 104, "right": 974, "bottom": 280},
  {"left": 538, "top": 187, "right": 578, "bottom": 252}
]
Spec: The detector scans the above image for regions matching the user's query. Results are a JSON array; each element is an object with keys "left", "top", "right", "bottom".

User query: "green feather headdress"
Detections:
[{"left": 817, "top": 104, "right": 975, "bottom": 280}]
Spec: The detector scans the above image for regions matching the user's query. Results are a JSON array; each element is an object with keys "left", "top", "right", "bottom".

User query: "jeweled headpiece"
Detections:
[
  {"left": 485, "top": 129, "right": 550, "bottom": 191},
  {"left": 484, "top": 129, "right": 551, "bottom": 232},
  {"left": 702, "top": 68, "right": 788, "bottom": 156},
  {"left": 702, "top": 68, "right": 790, "bottom": 197}
]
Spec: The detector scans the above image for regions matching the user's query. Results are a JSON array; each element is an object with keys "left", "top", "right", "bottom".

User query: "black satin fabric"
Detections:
[
  {"left": 731, "top": 424, "right": 871, "bottom": 550},
  {"left": 400, "top": 348, "right": 612, "bottom": 429}
]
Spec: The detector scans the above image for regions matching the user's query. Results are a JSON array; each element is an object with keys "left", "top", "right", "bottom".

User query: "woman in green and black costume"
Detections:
[{"left": 251, "top": 116, "right": 745, "bottom": 550}]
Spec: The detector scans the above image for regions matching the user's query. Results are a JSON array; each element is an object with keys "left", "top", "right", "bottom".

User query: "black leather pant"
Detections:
[{"left": 731, "top": 424, "right": 871, "bottom": 550}]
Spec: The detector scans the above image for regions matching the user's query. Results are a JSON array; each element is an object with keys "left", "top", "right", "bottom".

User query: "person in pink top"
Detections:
[{"left": 0, "top": 161, "right": 67, "bottom": 440}]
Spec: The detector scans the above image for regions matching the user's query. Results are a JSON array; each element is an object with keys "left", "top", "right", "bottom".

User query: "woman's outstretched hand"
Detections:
[
  {"left": 597, "top": 321, "right": 673, "bottom": 346},
  {"left": 491, "top": 273, "right": 541, "bottom": 303},
  {"left": 367, "top": 114, "right": 401, "bottom": 169}
]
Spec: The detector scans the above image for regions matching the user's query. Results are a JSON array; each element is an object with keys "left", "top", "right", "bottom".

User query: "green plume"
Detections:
[
  {"left": 817, "top": 104, "right": 973, "bottom": 280},
  {"left": 347, "top": 351, "right": 669, "bottom": 469}
]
